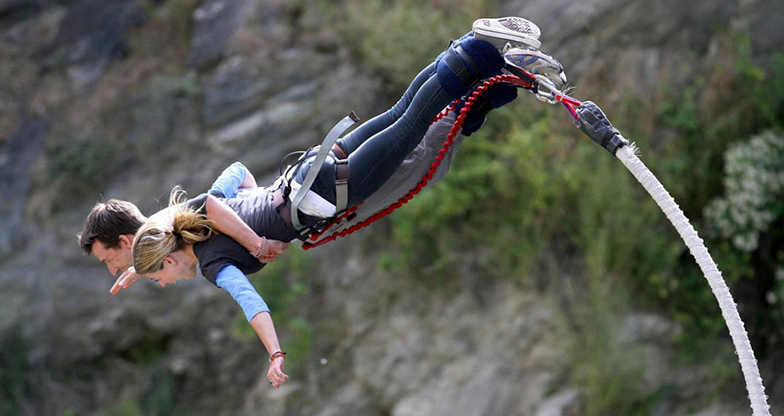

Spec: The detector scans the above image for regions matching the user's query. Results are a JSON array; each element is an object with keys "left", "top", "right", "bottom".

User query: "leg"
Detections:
[
  {"left": 343, "top": 38, "right": 505, "bottom": 205},
  {"left": 336, "top": 30, "right": 475, "bottom": 156},
  {"left": 344, "top": 74, "right": 455, "bottom": 205},
  {"left": 335, "top": 62, "right": 437, "bottom": 156},
  {"left": 295, "top": 37, "right": 503, "bottom": 214}
]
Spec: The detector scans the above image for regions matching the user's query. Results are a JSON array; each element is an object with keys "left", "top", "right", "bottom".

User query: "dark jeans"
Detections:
[{"left": 294, "top": 61, "right": 455, "bottom": 210}]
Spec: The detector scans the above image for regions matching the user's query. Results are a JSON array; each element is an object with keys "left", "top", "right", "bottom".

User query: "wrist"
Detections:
[
  {"left": 250, "top": 236, "right": 268, "bottom": 259},
  {"left": 269, "top": 350, "right": 287, "bottom": 362}
]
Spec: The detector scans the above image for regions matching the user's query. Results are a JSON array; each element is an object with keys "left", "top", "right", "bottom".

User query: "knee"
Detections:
[{"left": 436, "top": 38, "right": 504, "bottom": 98}]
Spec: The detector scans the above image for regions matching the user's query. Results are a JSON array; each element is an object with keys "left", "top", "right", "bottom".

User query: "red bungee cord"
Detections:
[{"left": 302, "top": 74, "right": 533, "bottom": 250}]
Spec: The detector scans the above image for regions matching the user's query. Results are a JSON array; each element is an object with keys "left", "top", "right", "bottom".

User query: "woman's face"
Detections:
[{"left": 146, "top": 249, "right": 197, "bottom": 287}]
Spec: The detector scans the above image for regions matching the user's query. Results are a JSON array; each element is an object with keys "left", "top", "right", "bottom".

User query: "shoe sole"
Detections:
[{"left": 473, "top": 17, "right": 542, "bottom": 49}]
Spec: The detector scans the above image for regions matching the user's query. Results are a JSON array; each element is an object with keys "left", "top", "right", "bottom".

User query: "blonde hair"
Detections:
[{"left": 132, "top": 187, "right": 214, "bottom": 274}]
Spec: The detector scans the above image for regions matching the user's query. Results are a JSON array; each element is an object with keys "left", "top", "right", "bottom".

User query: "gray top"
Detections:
[{"left": 188, "top": 190, "right": 299, "bottom": 284}]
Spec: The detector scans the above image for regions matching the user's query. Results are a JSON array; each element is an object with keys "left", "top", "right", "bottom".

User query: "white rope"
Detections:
[{"left": 616, "top": 145, "right": 771, "bottom": 416}]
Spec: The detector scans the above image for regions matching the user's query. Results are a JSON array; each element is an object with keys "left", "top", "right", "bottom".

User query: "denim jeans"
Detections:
[{"left": 294, "top": 60, "right": 456, "bottom": 210}]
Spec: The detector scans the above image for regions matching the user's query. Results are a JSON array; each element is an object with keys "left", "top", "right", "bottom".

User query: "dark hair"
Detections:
[{"left": 78, "top": 199, "right": 146, "bottom": 255}]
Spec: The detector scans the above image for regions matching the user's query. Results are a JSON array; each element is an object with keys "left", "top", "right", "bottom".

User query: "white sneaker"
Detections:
[
  {"left": 472, "top": 17, "right": 542, "bottom": 51},
  {"left": 504, "top": 48, "right": 567, "bottom": 90}
]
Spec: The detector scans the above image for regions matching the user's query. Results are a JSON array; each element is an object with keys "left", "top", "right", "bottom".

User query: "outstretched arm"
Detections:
[
  {"left": 216, "top": 265, "right": 288, "bottom": 387},
  {"left": 205, "top": 194, "right": 290, "bottom": 263},
  {"left": 251, "top": 312, "right": 288, "bottom": 387}
]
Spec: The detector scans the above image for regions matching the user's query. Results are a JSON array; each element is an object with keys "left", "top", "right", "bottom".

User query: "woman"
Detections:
[{"left": 123, "top": 17, "right": 543, "bottom": 388}]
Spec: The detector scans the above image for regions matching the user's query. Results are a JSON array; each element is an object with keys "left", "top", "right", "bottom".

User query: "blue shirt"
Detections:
[
  {"left": 215, "top": 265, "right": 270, "bottom": 321},
  {"left": 208, "top": 161, "right": 248, "bottom": 199}
]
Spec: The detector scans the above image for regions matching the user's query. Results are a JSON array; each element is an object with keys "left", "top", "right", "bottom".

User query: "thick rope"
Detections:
[
  {"left": 616, "top": 145, "right": 771, "bottom": 416},
  {"left": 303, "top": 74, "right": 528, "bottom": 249}
]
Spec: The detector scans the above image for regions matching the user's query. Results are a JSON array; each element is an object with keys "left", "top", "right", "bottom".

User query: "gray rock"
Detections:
[
  {"left": 621, "top": 313, "right": 682, "bottom": 344},
  {"left": 188, "top": 0, "right": 252, "bottom": 69},
  {"left": 534, "top": 389, "right": 580, "bottom": 416},
  {"left": 0, "top": 116, "right": 47, "bottom": 257},
  {"left": 39, "top": 0, "right": 141, "bottom": 91}
]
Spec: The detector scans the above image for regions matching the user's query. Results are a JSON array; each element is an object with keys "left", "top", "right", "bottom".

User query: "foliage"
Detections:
[
  {"left": 702, "top": 130, "right": 784, "bottom": 349},
  {"left": 307, "top": 0, "right": 499, "bottom": 92},
  {"left": 704, "top": 130, "right": 784, "bottom": 252},
  {"left": 128, "top": 0, "right": 200, "bottom": 72},
  {"left": 94, "top": 369, "right": 187, "bottom": 416},
  {"left": 138, "top": 369, "right": 186, "bottom": 416},
  {"left": 389, "top": 103, "right": 560, "bottom": 280},
  {"left": 567, "top": 275, "right": 664, "bottom": 416},
  {"left": 0, "top": 326, "right": 29, "bottom": 416},
  {"left": 46, "top": 137, "right": 122, "bottom": 204},
  {"left": 735, "top": 36, "right": 784, "bottom": 129},
  {"left": 94, "top": 398, "right": 143, "bottom": 416}
]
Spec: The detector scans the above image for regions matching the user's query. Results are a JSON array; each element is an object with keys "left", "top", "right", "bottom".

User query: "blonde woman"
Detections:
[{"left": 124, "top": 18, "right": 543, "bottom": 389}]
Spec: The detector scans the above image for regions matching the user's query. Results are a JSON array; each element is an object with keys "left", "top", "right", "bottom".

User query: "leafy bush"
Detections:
[
  {"left": 568, "top": 277, "right": 664, "bottom": 416},
  {"left": 46, "top": 137, "right": 122, "bottom": 203},
  {"left": 704, "top": 130, "right": 784, "bottom": 252},
  {"left": 305, "top": 0, "right": 498, "bottom": 92},
  {"left": 128, "top": 0, "right": 200, "bottom": 70},
  {"left": 389, "top": 103, "right": 560, "bottom": 280},
  {"left": 0, "top": 326, "right": 29, "bottom": 416}
]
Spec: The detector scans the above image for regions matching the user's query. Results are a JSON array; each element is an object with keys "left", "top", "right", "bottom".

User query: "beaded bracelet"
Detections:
[
  {"left": 269, "top": 350, "right": 287, "bottom": 362},
  {"left": 250, "top": 237, "right": 269, "bottom": 259}
]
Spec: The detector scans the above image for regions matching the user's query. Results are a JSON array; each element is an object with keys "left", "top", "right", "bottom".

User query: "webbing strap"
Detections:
[
  {"left": 335, "top": 159, "right": 349, "bottom": 213},
  {"left": 290, "top": 112, "right": 359, "bottom": 234}
]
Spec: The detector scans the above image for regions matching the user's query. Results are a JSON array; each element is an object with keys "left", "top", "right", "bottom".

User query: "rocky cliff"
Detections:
[{"left": 1, "top": 0, "right": 782, "bottom": 415}]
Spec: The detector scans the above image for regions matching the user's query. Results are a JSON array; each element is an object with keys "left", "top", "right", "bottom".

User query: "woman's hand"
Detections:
[
  {"left": 267, "top": 354, "right": 289, "bottom": 388},
  {"left": 204, "top": 195, "right": 291, "bottom": 263},
  {"left": 251, "top": 237, "right": 291, "bottom": 264},
  {"left": 110, "top": 267, "right": 142, "bottom": 294},
  {"left": 250, "top": 313, "right": 289, "bottom": 388}
]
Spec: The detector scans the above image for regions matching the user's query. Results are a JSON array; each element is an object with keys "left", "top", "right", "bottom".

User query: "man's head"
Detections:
[{"left": 78, "top": 199, "right": 147, "bottom": 275}]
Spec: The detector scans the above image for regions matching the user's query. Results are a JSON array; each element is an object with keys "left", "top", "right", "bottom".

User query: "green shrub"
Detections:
[
  {"left": 47, "top": 137, "right": 122, "bottom": 203},
  {"left": 0, "top": 326, "right": 29, "bottom": 416},
  {"left": 128, "top": 0, "right": 200, "bottom": 71},
  {"left": 389, "top": 103, "right": 558, "bottom": 280},
  {"left": 704, "top": 130, "right": 784, "bottom": 252},
  {"left": 314, "top": 0, "right": 499, "bottom": 91},
  {"left": 568, "top": 276, "right": 663, "bottom": 416}
]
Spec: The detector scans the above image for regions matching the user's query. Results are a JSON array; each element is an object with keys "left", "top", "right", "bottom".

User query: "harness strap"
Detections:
[
  {"left": 335, "top": 158, "right": 350, "bottom": 213},
  {"left": 290, "top": 112, "right": 359, "bottom": 235},
  {"left": 331, "top": 143, "right": 348, "bottom": 159}
]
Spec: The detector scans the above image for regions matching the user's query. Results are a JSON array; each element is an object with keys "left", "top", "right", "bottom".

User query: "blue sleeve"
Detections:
[
  {"left": 208, "top": 162, "right": 249, "bottom": 199},
  {"left": 215, "top": 265, "right": 270, "bottom": 321}
]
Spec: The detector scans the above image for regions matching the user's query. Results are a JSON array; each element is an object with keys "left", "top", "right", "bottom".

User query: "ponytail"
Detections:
[
  {"left": 132, "top": 186, "right": 214, "bottom": 274},
  {"left": 169, "top": 186, "right": 214, "bottom": 245}
]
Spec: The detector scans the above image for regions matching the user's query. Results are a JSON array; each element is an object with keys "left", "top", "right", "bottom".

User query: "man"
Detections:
[{"left": 79, "top": 198, "right": 147, "bottom": 276}]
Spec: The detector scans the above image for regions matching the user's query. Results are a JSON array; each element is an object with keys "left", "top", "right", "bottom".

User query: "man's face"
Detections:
[{"left": 91, "top": 235, "right": 133, "bottom": 276}]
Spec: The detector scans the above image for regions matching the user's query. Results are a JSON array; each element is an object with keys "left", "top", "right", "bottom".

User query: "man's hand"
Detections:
[
  {"left": 267, "top": 355, "right": 289, "bottom": 388},
  {"left": 110, "top": 267, "right": 142, "bottom": 294}
]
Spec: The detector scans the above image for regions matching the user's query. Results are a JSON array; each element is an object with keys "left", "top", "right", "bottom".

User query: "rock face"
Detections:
[{"left": 0, "top": 0, "right": 782, "bottom": 415}]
